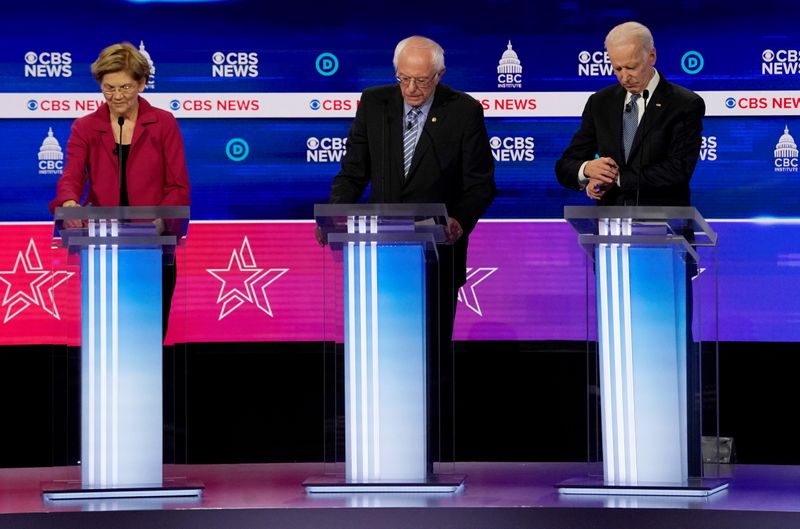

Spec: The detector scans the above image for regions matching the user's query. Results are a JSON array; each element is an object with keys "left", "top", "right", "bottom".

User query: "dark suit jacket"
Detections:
[
  {"left": 329, "top": 83, "right": 496, "bottom": 286},
  {"left": 555, "top": 75, "right": 705, "bottom": 206}
]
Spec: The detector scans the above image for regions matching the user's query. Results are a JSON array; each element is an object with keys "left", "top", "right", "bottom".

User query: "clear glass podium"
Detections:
[
  {"left": 43, "top": 206, "right": 202, "bottom": 500},
  {"left": 305, "top": 203, "right": 463, "bottom": 493},
  {"left": 559, "top": 206, "right": 728, "bottom": 497}
]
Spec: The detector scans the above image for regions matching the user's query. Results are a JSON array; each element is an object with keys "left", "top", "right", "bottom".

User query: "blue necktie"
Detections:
[
  {"left": 403, "top": 107, "right": 422, "bottom": 177},
  {"left": 623, "top": 93, "right": 641, "bottom": 162}
]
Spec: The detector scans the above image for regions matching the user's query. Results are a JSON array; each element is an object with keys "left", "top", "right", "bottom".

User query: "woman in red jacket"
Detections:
[
  {"left": 51, "top": 42, "right": 190, "bottom": 341},
  {"left": 50, "top": 41, "right": 190, "bottom": 213}
]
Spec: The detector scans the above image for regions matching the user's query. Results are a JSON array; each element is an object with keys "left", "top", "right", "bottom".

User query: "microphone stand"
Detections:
[
  {"left": 635, "top": 89, "right": 649, "bottom": 206},
  {"left": 117, "top": 116, "right": 125, "bottom": 206}
]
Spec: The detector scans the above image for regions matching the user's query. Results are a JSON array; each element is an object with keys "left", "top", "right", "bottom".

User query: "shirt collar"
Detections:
[
  {"left": 625, "top": 69, "right": 660, "bottom": 104},
  {"left": 404, "top": 95, "right": 434, "bottom": 120}
]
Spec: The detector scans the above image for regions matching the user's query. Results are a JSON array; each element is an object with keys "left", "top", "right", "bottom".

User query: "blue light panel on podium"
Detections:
[
  {"left": 343, "top": 219, "right": 427, "bottom": 483},
  {"left": 595, "top": 219, "right": 688, "bottom": 485},
  {"left": 80, "top": 224, "right": 163, "bottom": 488}
]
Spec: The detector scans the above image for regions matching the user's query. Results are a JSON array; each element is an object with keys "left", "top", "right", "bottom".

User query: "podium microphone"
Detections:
[
  {"left": 117, "top": 116, "right": 125, "bottom": 206},
  {"left": 635, "top": 89, "right": 650, "bottom": 206}
]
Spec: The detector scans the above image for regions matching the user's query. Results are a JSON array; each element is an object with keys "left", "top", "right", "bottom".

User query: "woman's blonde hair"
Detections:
[{"left": 90, "top": 42, "right": 151, "bottom": 83}]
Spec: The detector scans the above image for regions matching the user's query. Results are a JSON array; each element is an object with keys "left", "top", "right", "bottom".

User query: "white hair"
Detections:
[
  {"left": 393, "top": 36, "right": 445, "bottom": 71},
  {"left": 605, "top": 21, "right": 655, "bottom": 53}
]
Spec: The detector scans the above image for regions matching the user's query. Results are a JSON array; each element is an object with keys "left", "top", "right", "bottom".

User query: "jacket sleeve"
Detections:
[
  {"left": 328, "top": 92, "right": 372, "bottom": 204},
  {"left": 555, "top": 95, "right": 598, "bottom": 191},
  {"left": 48, "top": 119, "right": 90, "bottom": 213},
  {"left": 449, "top": 99, "right": 495, "bottom": 234},
  {"left": 158, "top": 113, "right": 191, "bottom": 206}
]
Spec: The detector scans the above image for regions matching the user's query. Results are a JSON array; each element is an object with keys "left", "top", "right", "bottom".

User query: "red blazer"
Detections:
[{"left": 49, "top": 97, "right": 190, "bottom": 212}]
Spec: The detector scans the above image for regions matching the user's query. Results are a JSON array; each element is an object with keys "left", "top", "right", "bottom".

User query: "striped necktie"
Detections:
[
  {"left": 623, "top": 93, "right": 641, "bottom": 162},
  {"left": 403, "top": 107, "right": 422, "bottom": 177}
]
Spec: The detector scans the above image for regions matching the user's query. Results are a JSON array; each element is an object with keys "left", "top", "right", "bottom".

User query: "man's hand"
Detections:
[
  {"left": 583, "top": 157, "right": 619, "bottom": 186},
  {"left": 585, "top": 178, "right": 610, "bottom": 200},
  {"left": 445, "top": 217, "right": 463, "bottom": 243}
]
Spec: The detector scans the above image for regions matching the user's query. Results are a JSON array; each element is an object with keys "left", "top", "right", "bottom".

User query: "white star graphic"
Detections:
[
  {"left": 0, "top": 238, "right": 75, "bottom": 323},
  {"left": 457, "top": 267, "right": 498, "bottom": 317},
  {"left": 206, "top": 236, "right": 289, "bottom": 320}
]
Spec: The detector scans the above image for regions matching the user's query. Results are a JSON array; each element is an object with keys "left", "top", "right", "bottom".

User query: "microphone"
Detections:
[
  {"left": 117, "top": 116, "right": 125, "bottom": 206},
  {"left": 381, "top": 99, "right": 388, "bottom": 201},
  {"left": 406, "top": 119, "right": 413, "bottom": 130},
  {"left": 635, "top": 89, "right": 650, "bottom": 206},
  {"left": 624, "top": 101, "right": 633, "bottom": 113}
]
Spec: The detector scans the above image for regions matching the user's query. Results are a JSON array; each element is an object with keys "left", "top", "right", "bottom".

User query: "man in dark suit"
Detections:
[
  {"left": 323, "top": 35, "right": 495, "bottom": 281},
  {"left": 556, "top": 22, "right": 705, "bottom": 476},
  {"left": 555, "top": 21, "right": 704, "bottom": 206},
  {"left": 319, "top": 35, "right": 495, "bottom": 463}
]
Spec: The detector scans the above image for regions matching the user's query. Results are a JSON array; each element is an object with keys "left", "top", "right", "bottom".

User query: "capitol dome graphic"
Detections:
[
  {"left": 774, "top": 125, "right": 798, "bottom": 158},
  {"left": 139, "top": 40, "right": 155, "bottom": 88},
  {"left": 38, "top": 127, "right": 63, "bottom": 162},
  {"left": 497, "top": 41, "right": 522, "bottom": 74}
]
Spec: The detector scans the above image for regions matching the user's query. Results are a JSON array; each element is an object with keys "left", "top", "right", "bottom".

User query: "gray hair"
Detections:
[
  {"left": 393, "top": 36, "right": 445, "bottom": 71},
  {"left": 604, "top": 21, "right": 655, "bottom": 53}
]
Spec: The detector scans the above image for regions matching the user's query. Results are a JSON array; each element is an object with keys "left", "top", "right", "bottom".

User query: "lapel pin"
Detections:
[
  {"left": 656, "top": 103, "right": 662, "bottom": 107},
  {"left": 431, "top": 117, "right": 437, "bottom": 123}
]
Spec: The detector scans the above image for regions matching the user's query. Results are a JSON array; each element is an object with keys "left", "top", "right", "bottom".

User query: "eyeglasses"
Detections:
[
  {"left": 395, "top": 73, "right": 438, "bottom": 88},
  {"left": 101, "top": 83, "right": 137, "bottom": 96}
]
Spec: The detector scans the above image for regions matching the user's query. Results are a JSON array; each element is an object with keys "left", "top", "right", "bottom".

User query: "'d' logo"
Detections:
[
  {"left": 681, "top": 51, "right": 704, "bottom": 75},
  {"left": 315, "top": 53, "right": 339, "bottom": 76},
  {"left": 226, "top": 138, "right": 250, "bottom": 162}
]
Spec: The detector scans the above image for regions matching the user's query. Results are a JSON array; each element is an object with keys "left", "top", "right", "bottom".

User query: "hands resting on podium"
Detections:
[
  {"left": 59, "top": 200, "right": 166, "bottom": 234},
  {"left": 61, "top": 200, "right": 83, "bottom": 229},
  {"left": 313, "top": 216, "right": 464, "bottom": 247}
]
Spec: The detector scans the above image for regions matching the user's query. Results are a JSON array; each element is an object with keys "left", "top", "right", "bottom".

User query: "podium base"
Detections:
[
  {"left": 303, "top": 474, "right": 465, "bottom": 493},
  {"left": 42, "top": 478, "right": 204, "bottom": 501},
  {"left": 557, "top": 476, "right": 729, "bottom": 497}
]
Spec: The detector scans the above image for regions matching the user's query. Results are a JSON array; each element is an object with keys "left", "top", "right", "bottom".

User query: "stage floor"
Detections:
[{"left": 3, "top": 462, "right": 800, "bottom": 528}]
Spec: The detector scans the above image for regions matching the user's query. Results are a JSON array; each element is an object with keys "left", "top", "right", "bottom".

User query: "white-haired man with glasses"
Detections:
[
  {"left": 324, "top": 34, "right": 495, "bottom": 283},
  {"left": 321, "top": 35, "right": 496, "bottom": 464}
]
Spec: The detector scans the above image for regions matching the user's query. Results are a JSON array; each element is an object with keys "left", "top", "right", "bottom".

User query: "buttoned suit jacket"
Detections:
[
  {"left": 555, "top": 75, "right": 704, "bottom": 206},
  {"left": 329, "top": 83, "right": 496, "bottom": 286}
]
